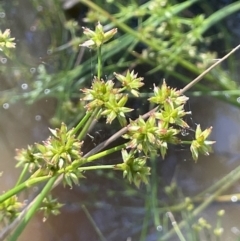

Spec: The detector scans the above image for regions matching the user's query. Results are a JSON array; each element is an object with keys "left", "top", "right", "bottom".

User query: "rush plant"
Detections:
[{"left": 1, "top": 23, "right": 239, "bottom": 241}]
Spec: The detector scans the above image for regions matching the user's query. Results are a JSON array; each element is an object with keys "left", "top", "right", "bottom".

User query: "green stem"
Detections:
[
  {"left": 85, "top": 143, "right": 126, "bottom": 162},
  {"left": 161, "top": 164, "right": 240, "bottom": 240},
  {"left": 72, "top": 111, "right": 92, "bottom": 135},
  {"left": 15, "top": 164, "right": 29, "bottom": 186},
  {"left": 97, "top": 45, "right": 102, "bottom": 79},
  {"left": 9, "top": 176, "right": 58, "bottom": 241},
  {"left": 80, "top": 0, "right": 199, "bottom": 53},
  {"left": 0, "top": 176, "right": 50, "bottom": 203},
  {"left": 82, "top": 205, "right": 107, "bottom": 241},
  {"left": 167, "top": 212, "right": 187, "bottom": 241},
  {"left": 79, "top": 165, "right": 115, "bottom": 171},
  {"left": 77, "top": 108, "right": 100, "bottom": 140}
]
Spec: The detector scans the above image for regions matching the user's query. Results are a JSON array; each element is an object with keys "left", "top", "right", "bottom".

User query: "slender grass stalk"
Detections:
[
  {"left": 77, "top": 108, "right": 100, "bottom": 140},
  {"left": 72, "top": 111, "right": 92, "bottom": 135},
  {"left": 150, "top": 156, "right": 161, "bottom": 228},
  {"left": 180, "top": 44, "right": 240, "bottom": 94},
  {"left": 79, "top": 165, "right": 115, "bottom": 171},
  {"left": 15, "top": 164, "right": 29, "bottom": 186},
  {"left": 79, "top": 0, "right": 199, "bottom": 53},
  {"left": 82, "top": 205, "right": 107, "bottom": 241},
  {"left": 97, "top": 45, "right": 102, "bottom": 79},
  {"left": 195, "top": 155, "right": 240, "bottom": 198},
  {"left": 199, "top": 1, "right": 240, "bottom": 34},
  {"left": 139, "top": 200, "right": 151, "bottom": 241},
  {"left": 0, "top": 176, "right": 50, "bottom": 203},
  {"left": 8, "top": 176, "right": 58, "bottom": 241},
  {"left": 161, "top": 163, "right": 240, "bottom": 240},
  {"left": 167, "top": 212, "right": 187, "bottom": 241},
  {"left": 85, "top": 143, "right": 126, "bottom": 162}
]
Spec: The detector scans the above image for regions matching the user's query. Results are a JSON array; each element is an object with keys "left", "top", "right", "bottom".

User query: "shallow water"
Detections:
[{"left": 1, "top": 1, "right": 240, "bottom": 241}]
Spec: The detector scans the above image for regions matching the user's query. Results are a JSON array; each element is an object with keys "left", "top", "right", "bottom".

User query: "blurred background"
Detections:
[{"left": 1, "top": 0, "right": 240, "bottom": 240}]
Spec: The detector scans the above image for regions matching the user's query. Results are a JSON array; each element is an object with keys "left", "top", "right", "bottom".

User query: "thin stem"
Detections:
[
  {"left": 97, "top": 45, "right": 102, "bottom": 79},
  {"left": 15, "top": 164, "right": 29, "bottom": 186},
  {"left": 8, "top": 176, "right": 58, "bottom": 241},
  {"left": 77, "top": 108, "right": 100, "bottom": 140},
  {"left": 72, "top": 111, "right": 92, "bottom": 135},
  {"left": 85, "top": 143, "right": 126, "bottom": 162},
  {"left": 167, "top": 212, "right": 187, "bottom": 241},
  {"left": 180, "top": 44, "right": 240, "bottom": 94},
  {"left": 82, "top": 205, "right": 107, "bottom": 241},
  {"left": 161, "top": 164, "right": 240, "bottom": 240},
  {"left": 79, "top": 165, "right": 115, "bottom": 171},
  {"left": 84, "top": 44, "right": 240, "bottom": 158},
  {"left": 0, "top": 176, "right": 50, "bottom": 203}
]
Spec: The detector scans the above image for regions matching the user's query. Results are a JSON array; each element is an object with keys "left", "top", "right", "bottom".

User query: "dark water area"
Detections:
[{"left": 1, "top": 0, "right": 240, "bottom": 241}]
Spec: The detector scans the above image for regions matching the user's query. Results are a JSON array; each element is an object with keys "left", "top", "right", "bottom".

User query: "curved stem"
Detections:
[{"left": 8, "top": 176, "right": 58, "bottom": 241}]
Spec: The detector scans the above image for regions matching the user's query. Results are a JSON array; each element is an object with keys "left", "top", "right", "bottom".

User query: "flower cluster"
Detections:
[
  {"left": 80, "top": 22, "right": 117, "bottom": 49},
  {"left": 122, "top": 115, "right": 179, "bottom": 159},
  {"left": 36, "top": 123, "right": 83, "bottom": 172},
  {"left": 15, "top": 145, "right": 41, "bottom": 172},
  {"left": 149, "top": 81, "right": 188, "bottom": 106},
  {"left": 115, "top": 149, "right": 150, "bottom": 188},
  {"left": 40, "top": 195, "right": 64, "bottom": 221},
  {"left": 114, "top": 70, "right": 144, "bottom": 97},
  {"left": 0, "top": 29, "right": 16, "bottom": 51},
  {"left": 120, "top": 81, "right": 215, "bottom": 180},
  {"left": 15, "top": 123, "right": 84, "bottom": 185},
  {"left": 190, "top": 125, "right": 215, "bottom": 161},
  {"left": 0, "top": 195, "right": 23, "bottom": 224},
  {"left": 81, "top": 72, "right": 144, "bottom": 126}
]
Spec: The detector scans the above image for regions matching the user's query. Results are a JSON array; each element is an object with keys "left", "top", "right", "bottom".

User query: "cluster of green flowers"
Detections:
[
  {"left": 81, "top": 70, "right": 143, "bottom": 126},
  {"left": 0, "top": 29, "right": 16, "bottom": 52},
  {"left": 79, "top": 22, "right": 214, "bottom": 187},
  {"left": 15, "top": 123, "right": 84, "bottom": 187},
  {"left": 13, "top": 22, "right": 215, "bottom": 190},
  {"left": 0, "top": 22, "right": 216, "bottom": 231},
  {"left": 0, "top": 196, "right": 23, "bottom": 225}
]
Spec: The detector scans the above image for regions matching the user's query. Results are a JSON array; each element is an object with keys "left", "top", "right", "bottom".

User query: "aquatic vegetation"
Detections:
[{"left": 1, "top": 0, "right": 240, "bottom": 240}]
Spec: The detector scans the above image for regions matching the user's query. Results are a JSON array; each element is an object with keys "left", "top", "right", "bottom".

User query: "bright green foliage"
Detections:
[
  {"left": 0, "top": 196, "right": 23, "bottom": 224},
  {"left": 114, "top": 70, "right": 144, "bottom": 97},
  {"left": 63, "top": 168, "right": 85, "bottom": 188},
  {"left": 0, "top": 20, "right": 217, "bottom": 237},
  {"left": 123, "top": 116, "right": 159, "bottom": 155},
  {"left": 122, "top": 114, "right": 180, "bottom": 159},
  {"left": 101, "top": 95, "right": 133, "bottom": 126},
  {"left": 115, "top": 149, "right": 150, "bottom": 188},
  {"left": 81, "top": 70, "right": 145, "bottom": 126},
  {"left": 154, "top": 101, "right": 190, "bottom": 128},
  {"left": 190, "top": 125, "right": 215, "bottom": 161},
  {"left": 149, "top": 81, "right": 188, "bottom": 106},
  {"left": 0, "top": 29, "right": 15, "bottom": 51},
  {"left": 15, "top": 145, "right": 41, "bottom": 173},
  {"left": 16, "top": 123, "right": 84, "bottom": 175},
  {"left": 40, "top": 195, "right": 64, "bottom": 221},
  {"left": 80, "top": 21, "right": 117, "bottom": 48},
  {"left": 81, "top": 78, "right": 120, "bottom": 110},
  {"left": 36, "top": 123, "right": 83, "bottom": 172}
]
